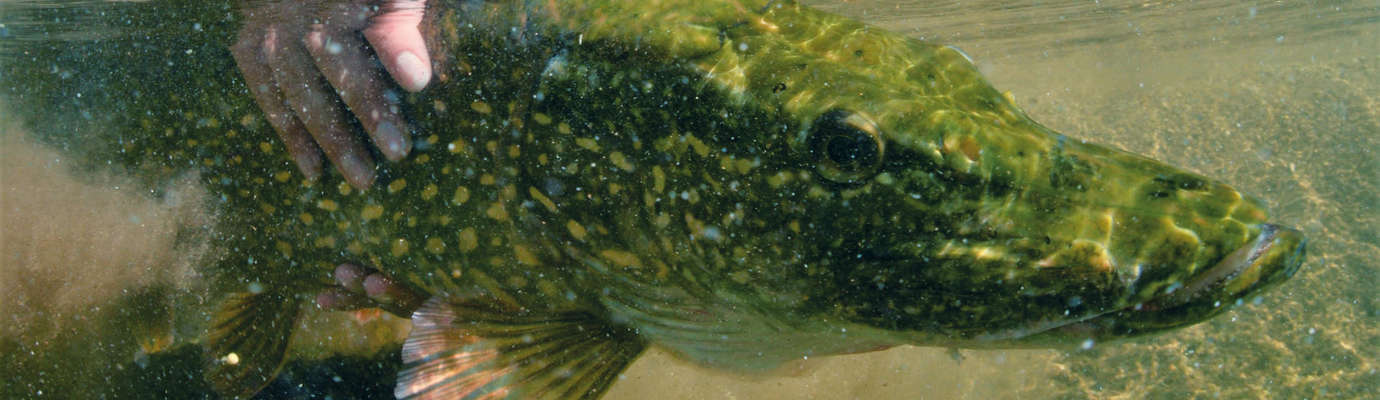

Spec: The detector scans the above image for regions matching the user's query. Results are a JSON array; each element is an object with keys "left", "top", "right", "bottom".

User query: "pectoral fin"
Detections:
[
  {"left": 203, "top": 290, "right": 302, "bottom": 398},
  {"left": 396, "top": 296, "right": 646, "bottom": 400}
]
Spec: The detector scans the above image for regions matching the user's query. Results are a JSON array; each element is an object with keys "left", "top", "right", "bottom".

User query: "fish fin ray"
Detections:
[
  {"left": 396, "top": 296, "right": 646, "bottom": 400},
  {"left": 203, "top": 290, "right": 302, "bottom": 398}
]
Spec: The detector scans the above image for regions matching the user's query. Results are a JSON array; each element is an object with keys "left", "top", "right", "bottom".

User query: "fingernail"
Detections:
[
  {"left": 364, "top": 274, "right": 395, "bottom": 302},
  {"left": 335, "top": 264, "right": 367, "bottom": 292},
  {"left": 293, "top": 152, "right": 322, "bottom": 181},
  {"left": 394, "top": 51, "right": 429, "bottom": 92},
  {"left": 375, "top": 120, "right": 409, "bottom": 161},
  {"left": 338, "top": 153, "right": 376, "bottom": 189}
]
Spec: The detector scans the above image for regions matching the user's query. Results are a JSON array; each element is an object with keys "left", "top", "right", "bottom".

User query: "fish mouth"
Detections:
[
  {"left": 1138, "top": 223, "right": 1306, "bottom": 313},
  {"left": 1002, "top": 223, "right": 1306, "bottom": 344}
]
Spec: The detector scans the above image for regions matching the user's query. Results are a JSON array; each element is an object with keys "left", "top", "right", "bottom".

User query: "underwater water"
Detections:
[{"left": 2, "top": 0, "right": 1377, "bottom": 398}]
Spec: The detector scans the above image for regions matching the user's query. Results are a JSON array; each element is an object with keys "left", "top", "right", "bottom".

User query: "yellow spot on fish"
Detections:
[
  {"left": 453, "top": 186, "right": 470, "bottom": 204},
  {"left": 391, "top": 238, "right": 410, "bottom": 257},
  {"left": 415, "top": 154, "right": 431, "bottom": 164},
  {"left": 425, "top": 238, "right": 445, "bottom": 254},
  {"left": 789, "top": 220, "right": 801, "bottom": 233},
  {"left": 260, "top": 203, "right": 277, "bottom": 214},
  {"left": 276, "top": 241, "right": 293, "bottom": 257},
  {"left": 457, "top": 229, "right": 478, "bottom": 252},
  {"left": 421, "top": 184, "right": 439, "bottom": 201},
  {"left": 538, "top": 154, "right": 549, "bottom": 165},
  {"left": 274, "top": 171, "right": 292, "bottom": 183},
  {"left": 470, "top": 100, "right": 492, "bottom": 114},
  {"left": 735, "top": 158, "right": 754, "bottom": 174},
  {"left": 486, "top": 202, "right": 509, "bottom": 221},
  {"left": 685, "top": 134, "right": 710, "bottom": 157},
  {"left": 314, "top": 236, "right": 336, "bottom": 248},
  {"left": 448, "top": 140, "right": 465, "bottom": 153},
  {"left": 530, "top": 187, "right": 557, "bottom": 212},
  {"left": 337, "top": 182, "right": 352, "bottom": 196},
  {"left": 609, "top": 151, "right": 634, "bottom": 171},
  {"left": 258, "top": 142, "right": 273, "bottom": 153},
  {"left": 480, "top": 174, "right": 496, "bottom": 185},
  {"left": 557, "top": 122, "right": 572, "bottom": 134},
  {"left": 508, "top": 145, "right": 521, "bottom": 158},
  {"left": 513, "top": 245, "right": 540, "bottom": 266},
  {"left": 387, "top": 179, "right": 407, "bottom": 193},
  {"left": 298, "top": 213, "right": 314, "bottom": 225},
  {"left": 767, "top": 172, "right": 787, "bottom": 188},
  {"left": 684, "top": 213, "right": 704, "bottom": 234},
  {"left": 576, "top": 137, "right": 600, "bottom": 152},
  {"left": 567, "top": 220, "right": 587, "bottom": 241},
  {"left": 361, "top": 204, "right": 385, "bottom": 220},
  {"left": 599, "top": 249, "right": 644, "bottom": 268},
  {"left": 533, "top": 113, "right": 552, "bottom": 125},
  {"left": 653, "top": 166, "right": 666, "bottom": 193}
]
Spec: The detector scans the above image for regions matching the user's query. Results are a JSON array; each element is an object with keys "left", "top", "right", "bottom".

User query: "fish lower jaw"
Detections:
[{"left": 1136, "top": 223, "right": 1304, "bottom": 313}]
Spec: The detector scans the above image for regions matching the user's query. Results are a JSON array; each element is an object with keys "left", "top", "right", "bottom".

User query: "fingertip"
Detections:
[
  {"left": 374, "top": 120, "right": 412, "bottom": 161},
  {"left": 363, "top": 274, "right": 393, "bottom": 299},
  {"left": 291, "top": 149, "right": 324, "bottom": 181},
  {"left": 334, "top": 263, "right": 368, "bottom": 292},
  {"left": 338, "top": 152, "right": 376, "bottom": 190},
  {"left": 365, "top": 20, "right": 431, "bottom": 92},
  {"left": 393, "top": 51, "right": 431, "bottom": 92}
]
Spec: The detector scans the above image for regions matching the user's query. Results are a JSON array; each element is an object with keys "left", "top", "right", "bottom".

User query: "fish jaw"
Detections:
[{"left": 1015, "top": 223, "right": 1307, "bottom": 344}]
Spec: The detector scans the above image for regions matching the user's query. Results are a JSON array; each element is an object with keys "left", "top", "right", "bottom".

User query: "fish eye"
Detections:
[{"left": 809, "top": 109, "right": 884, "bottom": 183}]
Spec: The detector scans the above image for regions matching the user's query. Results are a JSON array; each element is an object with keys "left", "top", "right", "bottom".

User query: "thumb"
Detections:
[{"left": 364, "top": 1, "right": 430, "bottom": 92}]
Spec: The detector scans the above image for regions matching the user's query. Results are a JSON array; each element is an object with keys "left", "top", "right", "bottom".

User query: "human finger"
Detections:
[
  {"left": 316, "top": 287, "right": 372, "bottom": 310},
  {"left": 231, "top": 22, "right": 325, "bottom": 181},
  {"left": 363, "top": 0, "right": 431, "bottom": 92},
  {"left": 267, "top": 31, "right": 378, "bottom": 190},
  {"left": 303, "top": 24, "right": 412, "bottom": 161},
  {"left": 363, "top": 273, "right": 425, "bottom": 317}
]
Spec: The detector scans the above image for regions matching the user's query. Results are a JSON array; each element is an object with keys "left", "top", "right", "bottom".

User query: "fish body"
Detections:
[{"left": 1, "top": 0, "right": 1305, "bottom": 398}]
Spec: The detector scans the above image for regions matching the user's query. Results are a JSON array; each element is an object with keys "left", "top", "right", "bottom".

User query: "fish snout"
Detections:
[{"left": 1144, "top": 223, "right": 1306, "bottom": 312}]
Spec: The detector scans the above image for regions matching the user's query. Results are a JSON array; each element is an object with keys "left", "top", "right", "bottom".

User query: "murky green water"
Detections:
[{"left": 3, "top": 1, "right": 1377, "bottom": 398}]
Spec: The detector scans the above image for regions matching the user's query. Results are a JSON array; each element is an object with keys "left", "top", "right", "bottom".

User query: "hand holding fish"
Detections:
[
  {"left": 231, "top": 0, "right": 430, "bottom": 190},
  {"left": 317, "top": 263, "right": 425, "bottom": 317}
]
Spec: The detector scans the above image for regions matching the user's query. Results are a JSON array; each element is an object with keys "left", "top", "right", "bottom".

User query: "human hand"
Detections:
[
  {"left": 317, "top": 263, "right": 426, "bottom": 318},
  {"left": 231, "top": 0, "right": 430, "bottom": 190}
]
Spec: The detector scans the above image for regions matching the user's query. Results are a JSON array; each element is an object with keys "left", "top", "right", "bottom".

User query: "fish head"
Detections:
[{"left": 735, "top": 11, "right": 1307, "bottom": 347}]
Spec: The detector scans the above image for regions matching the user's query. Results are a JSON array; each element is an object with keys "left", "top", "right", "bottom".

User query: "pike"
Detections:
[{"left": 1, "top": 0, "right": 1305, "bottom": 398}]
